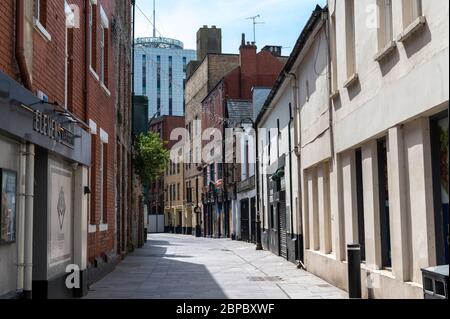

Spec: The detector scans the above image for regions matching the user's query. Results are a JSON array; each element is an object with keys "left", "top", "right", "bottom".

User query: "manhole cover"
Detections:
[{"left": 247, "top": 276, "right": 283, "bottom": 282}]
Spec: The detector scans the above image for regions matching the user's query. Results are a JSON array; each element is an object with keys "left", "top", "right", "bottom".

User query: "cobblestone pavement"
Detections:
[{"left": 86, "top": 233, "right": 348, "bottom": 299}]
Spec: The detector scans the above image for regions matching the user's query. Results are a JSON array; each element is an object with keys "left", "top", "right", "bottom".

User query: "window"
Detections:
[
  {"left": 177, "top": 183, "right": 180, "bottom": 201},
  {"left": 34, "top": 0, "right": 48, "bottom": 27},
  {"left": 99, "top": 142, "right": 104, "bottom": 224},
  {"left": 330, "top": 14, "right": 338, "bottom": 93},
  {"left": 1, "top": 169, "right": 17, "bottom": 244},
  {"left": 402, "top": 0, "right": 423, "bottom": 27},
  {"left": 99, "top": 6, "right": 109, "bottom": 86},
  {"left": 218, "top": 163, "right": 223, "bottom": 180},
  {"left": 142, "top": 55, "right": 147, "bottom": 95},
  {"left": 157, "top": 56, "right": 161, "bottom": 114},
  {"left": 210, "top": 164, "right": 215, "bottom": 182},
  {"left": 89, "top": 1, "right": 97, "bottom": 71},
  {"left": 355, "top": 149, "right": 366, "bottom": 261},
  {"left": 183, "top": 57, "right": 187, "bottom": 73},
  {"left": 65, "top": 1, "right": 74, "bottom": 109},
  {"left": 345, "top": 0, "right": 356, "bottom": 78},
  {"left": 377, "top": 138, "right": 391, "bottom": 268},
  {"left": 90, "top": 135, "right": 97, "bottom": 225},
  {"left": 169, "top": 56, "right": 173, "bottom": 115},
  {"left": 377, "top": 0, "right": 394, "bottom": 50}
]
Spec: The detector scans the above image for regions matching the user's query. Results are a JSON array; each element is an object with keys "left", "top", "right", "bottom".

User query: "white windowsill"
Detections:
[
  {"left": 397, "top": 16, "right": 427, "bottom": 43},
  {"left": 100, "top": 82, "right": 111, "bottom": 96},
  {"left": 88, "top": 224, "right": 97, "bottom": 234},
  {"left": 343, "top": 73, "right": 359, "bottom": 89},
  {"left": 99, "top": 224, "right": 108, "bottom": 232},
  {"left": 89, "top": 66, "right": 100, "bottom": 82},
  {"left": 33, "top": 18, "right": 51, "bottom": 42},
  {"left": 374, "top": 41, "right": 397, "bottom": 62}
]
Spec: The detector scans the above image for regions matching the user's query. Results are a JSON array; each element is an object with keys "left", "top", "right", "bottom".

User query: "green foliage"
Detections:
[{"left": 133, "top": 132, "right": 169, "bottom": 187}]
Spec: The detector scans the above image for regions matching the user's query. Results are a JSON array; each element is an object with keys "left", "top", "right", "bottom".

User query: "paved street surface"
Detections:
[{"left": 86, "top": 234, "right": 347, "bottom": 299}]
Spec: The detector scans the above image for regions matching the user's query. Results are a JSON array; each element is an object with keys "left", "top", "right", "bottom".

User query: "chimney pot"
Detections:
[{"left": 241, "top": 33, "right": 245, "bottom": 46}]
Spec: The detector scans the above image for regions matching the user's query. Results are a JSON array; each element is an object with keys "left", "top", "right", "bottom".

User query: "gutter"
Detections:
[{"left": 15, "top": 0, "right": 32, "bottom": 91}]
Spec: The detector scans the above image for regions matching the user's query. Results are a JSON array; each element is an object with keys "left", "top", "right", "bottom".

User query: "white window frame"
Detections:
[
  {"left": 33, "top": 0, "right": 51, "bottom": 42},
  {"left": 99, "top": 128, "right": 108, "bottom": 230},
  {"left": 345, "top": 0, "right": 356, "bottom": 80},
  {"left": 99, "top": 5, "right": 109, "bottom": 85}
]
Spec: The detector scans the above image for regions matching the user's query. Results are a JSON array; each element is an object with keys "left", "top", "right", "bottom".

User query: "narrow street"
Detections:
[{"left": 86, "top": 234, "right": 347, "bottom": 299}]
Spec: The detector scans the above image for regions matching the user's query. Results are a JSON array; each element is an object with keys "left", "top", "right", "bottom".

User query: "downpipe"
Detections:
[
  {"left": 23, "top": 143, "right": 35, "bottom": 299},
  {"left": 16, "top": 144, "right": 27, "bottom": 293}
]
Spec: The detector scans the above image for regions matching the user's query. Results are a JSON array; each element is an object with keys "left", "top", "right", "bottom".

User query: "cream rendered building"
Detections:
[
  {"left": 164, "top": 161, "right": 187, "bottom": 234},
  {"left": 258, "top": 1, "right": 448, "bottom": 299}
]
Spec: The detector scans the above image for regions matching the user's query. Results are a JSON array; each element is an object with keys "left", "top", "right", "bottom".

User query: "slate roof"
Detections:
[{"left": 226, "top": 100, "right": 253, "bottom": 127}]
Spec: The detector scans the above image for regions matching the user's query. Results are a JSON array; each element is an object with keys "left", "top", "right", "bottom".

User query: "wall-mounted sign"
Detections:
[
  {"left": 48, "top": 160, "right": 73, "bottom": 278},
  {"left": 0, "top": 169, "right": 17, "bottom": 244},
  {"left": 33, "top": 110, "right": 75, "bottom": 149}
]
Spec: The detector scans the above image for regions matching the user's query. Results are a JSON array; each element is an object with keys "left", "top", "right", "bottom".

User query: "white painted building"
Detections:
[{"left": 257, "top": 1, "right": 449, "bottom": 299}]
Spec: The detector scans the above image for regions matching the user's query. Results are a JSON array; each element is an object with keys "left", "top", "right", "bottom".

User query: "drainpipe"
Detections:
[
  {"left": 15, "top": 0, "right": 32, "bottom": 91},
  {"left": 288, "top": 71, "right": 305, "bottom": 269},
  {"left": 23, "top": 143, "right": 35, "bottom": 299},
  {"left": 84, "top": 1, "right": 90, "bottom": 123},
  {"left": 16, "top": 144, "right": 27, "bottom": 293}
]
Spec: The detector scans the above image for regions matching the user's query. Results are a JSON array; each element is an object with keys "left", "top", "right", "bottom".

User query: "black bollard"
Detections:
[{"left": 347, "top": 243, "right": 362, "bottom": 299}]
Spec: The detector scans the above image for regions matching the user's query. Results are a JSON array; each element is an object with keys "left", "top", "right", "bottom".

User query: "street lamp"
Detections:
[{"left": 240, "top": 118, "right": 263, "bottom": 251}]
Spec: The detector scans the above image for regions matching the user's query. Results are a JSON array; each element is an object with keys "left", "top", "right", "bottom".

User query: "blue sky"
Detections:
[{"left": 135, "top": 0, "right": 326, "bottom": 56}]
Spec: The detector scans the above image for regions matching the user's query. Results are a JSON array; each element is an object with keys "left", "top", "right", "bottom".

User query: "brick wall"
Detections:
[
  {"left": 0, "top": 0, "right": 17, "bottom": 78},
  {"left": 0, "top": 0, "right": 121, "bottom": 265}
]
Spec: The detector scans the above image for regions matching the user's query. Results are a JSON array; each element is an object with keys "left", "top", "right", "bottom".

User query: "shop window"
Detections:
[
  {"left": 430, "top": 111, "right": 449, "bottom": 265},
  {"left": 0, "top": 169, "right": 17, "bottom": 244}
]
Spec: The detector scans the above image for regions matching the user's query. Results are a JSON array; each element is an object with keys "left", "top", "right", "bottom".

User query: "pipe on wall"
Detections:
[
  {"left": 16, "top": 144, "right": 27, "bottom": 292},
  {"left": 15, "top": 0, "right": 32, "bottom": 91},
  {"left": 288, "top": 72, "right": 305, "bottom": 268},
  {"left": 23, "top": 143, "right": 35, "bottom": 299}
]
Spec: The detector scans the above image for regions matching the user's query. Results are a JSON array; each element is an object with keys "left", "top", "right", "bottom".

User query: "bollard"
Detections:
[{"left": 347, "top": 244, "right": 362, "bottom": 299}]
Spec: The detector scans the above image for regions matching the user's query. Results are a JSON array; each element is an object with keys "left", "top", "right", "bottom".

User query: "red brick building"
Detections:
[
  {"left": 0, "top": 0, "right": 135, "bottom": 298},
  {"left": 201, "top": 35, "right": 286, "bottom": 238}
]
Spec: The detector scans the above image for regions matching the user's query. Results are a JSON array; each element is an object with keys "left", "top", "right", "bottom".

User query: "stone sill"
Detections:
[
  {"left": 397, "top": 16, "right": 427, "bottom": 43},
  {"left": 329, "top": 89, "right": 340, "bottom": 100},
  {"left": 99, "top": 224, "right": 108, "bottom": 232},
  {"left": 343, "top": 73, "right": 359, "bottom": 89},
  {"left": 100, "top": 82, "right": 111, "bottom": 96},
  {"left": 89, "top": 66, "right": 100, "bottom": 82},
  {"left": 88, "top": 224, "right": 97, "bottom": 234},
  {"left": 33, "top": 18, "right": 51, "bottom": 42},
  {"left": 374, "top": 41, "right": 397, "bottom": 62}
]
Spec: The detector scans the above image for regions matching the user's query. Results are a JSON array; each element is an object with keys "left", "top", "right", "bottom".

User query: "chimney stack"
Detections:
[{"left": 196, "top": 26, "right": 222, "bottom": 61}]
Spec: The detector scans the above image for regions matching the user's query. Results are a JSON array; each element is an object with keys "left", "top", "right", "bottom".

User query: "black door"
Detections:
[
  {"left": 250, "top": 197, "right": 256, "bottom": 243},
  {"left": 278, "top": 195, "right": 288, "bottom": 259},
  {"left": 241, "top": 199, "right": 250, "bottom": 242}
]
